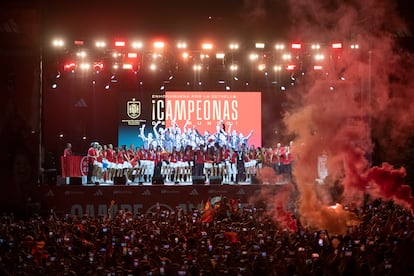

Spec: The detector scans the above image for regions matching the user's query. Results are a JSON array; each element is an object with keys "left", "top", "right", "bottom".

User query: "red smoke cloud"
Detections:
[
  {"left": 257, "top": 0, "right": 414, "bottom": 234},
  {"left": 364, "top": 163, "right": 414, "bottom": 211}
]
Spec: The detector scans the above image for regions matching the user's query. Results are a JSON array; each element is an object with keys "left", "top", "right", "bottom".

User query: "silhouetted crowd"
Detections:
[{"left": 0, "top": 198, "right": 413, "bottom": 276}]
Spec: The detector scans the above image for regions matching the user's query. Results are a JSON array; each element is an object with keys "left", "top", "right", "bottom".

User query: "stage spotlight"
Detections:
[
  {"left": 255, "top": 42, "right": 265, "bottom": 49},
  {"left": 275, "top": 43, "right": 285, "bottom": 50},
  {"left": 332, "top": 42, "right": 342, "bottom": 49},
  {"left": 52, "top": 39, "right": 65, "bottom": 47},
  {"left": 105, "top": 84, "right": 110, "bottom": 90},
  {"left": 132, "top": 41, "right": 143, "bottom": 49},
  {"left": 286, "top": 64, "right": 296, "bottom": 71},
  {"left": 127, "top": 52, "right": 138, "bottom": 58},
  {"left": 177, "top": 41, "right": 187, "bottom": 49},
  {"left": 95, "top": 41, "right": 106, "bottom": 48},
  {"left": 311, "top": 44, "right": 320, "bottom": 50},
  {"left": 202, "top": 43, "right": 213, "bottom": 50},
  {"left": 115, "top": 40, "right": 126, "bottom": 47},
  {"left": 64, "top": 62, "right": 76, "bottom": 72},
  {"left": 149, "top": 64, "right": 157, "bottom": 71},
  {"left": 274, "top": 65, "right": 282, "bottom": 71},
  {"left": 51, "top": 83, "right": 57, "bottom": 89},
  {"left": 229, "top": 43, "right": 239, "bottom": 50},
  {"left": 154, "top": 41, "right": 165, "bottom": 49},
  {"left": 282, "top": 53, "right": 291, "bottom": 60},
  {"left": 249, "top": 53, "right": 259, "bottom": 61}
]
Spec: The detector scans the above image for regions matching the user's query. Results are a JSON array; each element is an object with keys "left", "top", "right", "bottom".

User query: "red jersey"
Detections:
[
  {"left": 117, "top": 151, "right": 124, "bottom": 164},
  {"left": 169, "top": 150, "right": 178, "bottom": 163},
  {"left": 184, "top": 149, "right": 193, "bottom": 162},
  {"left": 97, "top": 151, "right": 104, "bottom": 163},
  {"left": 63, "top": 148, "right": 72, "bottom": 157},
  {"left": 87, "top": 147, "right": 96, "bottom": 164},
  {"left": 194, "top": 149, "right": 206, "bottom": 164},
  {"left": 230, "top": 152, "right": 237, "bottom": 164},
  {"left": 138, "top": 149, "right": 147, "bottom": 160},
  {"left": 106, "top": 148, "right": 115, "bottom": 162},
  {"left": 271, "top": 147, "right": 282, "bottom": 163}
]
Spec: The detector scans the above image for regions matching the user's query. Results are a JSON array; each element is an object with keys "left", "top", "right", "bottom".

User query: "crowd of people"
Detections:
[
  {"left": 83, "top": 121, "right": 294, "bottom": 185},
  {"left": 0, "top": 197, "right": 413, "bottom": 275}
]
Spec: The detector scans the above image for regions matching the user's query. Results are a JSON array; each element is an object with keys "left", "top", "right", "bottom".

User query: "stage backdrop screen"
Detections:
[{"left": 118, "top": 91, "right": 261, "bottom": 149}]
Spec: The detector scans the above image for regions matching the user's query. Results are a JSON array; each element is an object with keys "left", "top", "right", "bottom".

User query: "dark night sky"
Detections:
[{"left": 40, "top": 0, "right": 292, "bottom": 42}]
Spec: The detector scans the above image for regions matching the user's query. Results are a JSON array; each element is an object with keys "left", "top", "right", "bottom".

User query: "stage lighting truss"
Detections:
[{"left": 49, "top": 37, "right": 361, "bottom": 80}]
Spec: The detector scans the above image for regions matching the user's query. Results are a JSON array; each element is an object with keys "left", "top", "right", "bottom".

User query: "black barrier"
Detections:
[
  {"left": 114, "top": 176, "right": 126, "bottom": 185},
  {"left": 152, "top": 176, "right": 164, "bottom": 185},
  {"left": 192, "top": 176, "right": 205, "bottom": 185},
  {"left": 209, "top": 176, "right": 223, "bottom": 185}
]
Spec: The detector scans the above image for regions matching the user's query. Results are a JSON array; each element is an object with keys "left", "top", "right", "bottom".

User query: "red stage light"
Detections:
[
  {"left": 291, "top": 43, "right": 301, "bottom": 49},
  {"left": 64, "top": 62, "right": 76, "bottom": 71},
  {"left": 332, "top": 43, "right": 342, "bottom": 49},
  {"left": 286, "top": 64, "right": 296, "bottom": 70},
  {"left": 127, "top": 52, "right": 138, "bottom": 58},
  {"left": 93, "top": 62, "right": 104, "bottom": 71},
  {"left": 115, "top": 41, "right": 126, "bottom": 47},
  {"left": 74, "top": 40, "right": 84, "bottom": 46}
]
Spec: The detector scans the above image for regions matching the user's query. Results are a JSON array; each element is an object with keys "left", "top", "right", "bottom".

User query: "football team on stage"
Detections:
[{"left": 86, "top": 120, "right": 294, "bottom": 185}]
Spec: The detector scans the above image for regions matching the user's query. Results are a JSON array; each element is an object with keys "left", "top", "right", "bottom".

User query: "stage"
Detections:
[{"left": 31, "top": 182, "right": 288, "bottom": 218}]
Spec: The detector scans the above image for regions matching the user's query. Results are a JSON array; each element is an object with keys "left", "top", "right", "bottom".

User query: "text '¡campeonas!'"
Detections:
[{"left": 152, "top": 99, "right": 238, "bottom": 122}]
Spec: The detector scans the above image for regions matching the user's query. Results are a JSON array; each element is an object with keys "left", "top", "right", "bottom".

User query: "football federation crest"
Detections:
[{"left": 127, "top": 100, "right": 141, "bottom": 119}]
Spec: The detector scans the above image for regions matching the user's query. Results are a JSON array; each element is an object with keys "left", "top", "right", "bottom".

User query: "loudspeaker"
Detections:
[
  {"left": 192, "top": 176, "right": 205, "bottom": 185},
  {"left": 152, "top": 176, "right": 164, "bottom": 185},
  {"left": 209, "top": 176, "right": 223, "bottom": 185},
  {"left": 251, "top": 175, "right": 262, "bottom": 184},
  {"left": 114, "top": 176, "right": 126, "bottom": 185},
  {"left": 70, "top": 177, "right": 82, "bottom": 185}
]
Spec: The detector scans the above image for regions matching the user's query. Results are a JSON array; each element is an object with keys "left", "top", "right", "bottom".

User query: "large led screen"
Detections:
[{"left": 118, "top": 91, "right": 262, "bottom": 150}]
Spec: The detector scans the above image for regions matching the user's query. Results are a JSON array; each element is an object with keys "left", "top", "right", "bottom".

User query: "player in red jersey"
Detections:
[
  {"left": 220, "top": 145, "right": 231, "bottom": 184},
  {"left": 87, "top": 142, "right": 98, "bottom": 184},
  {"left": 93, "top": 144, "right": 104, "bottom": 184},
  {"left": 115, "top": 147, "right": 125, "bottom": 178},
  {"left": 63, "top": 143, "right": 72, "bottom": 157},
  {"left": 194, "top": 144, "right": 206, "bottom": 179},
  {"left": 168, "top": 146, "right": 179, "bottom": 183},
  {"left": 228, "top": 147, "right": 238, "bottom": 184},
  {"left": 105, "top": 144, "right": 116, "bottom": 184},
  {"left": 183, "top": 145, "right": 194, "bottom": 183}
]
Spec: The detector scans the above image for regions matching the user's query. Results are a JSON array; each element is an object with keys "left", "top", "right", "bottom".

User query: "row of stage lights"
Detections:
[{"left": 50, "top": 38, "right": 361, "bottom": 75}]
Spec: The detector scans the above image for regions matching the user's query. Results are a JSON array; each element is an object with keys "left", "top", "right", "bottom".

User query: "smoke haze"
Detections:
[{"left": 254, "top": 0, "right": 414, "bottom": 234}]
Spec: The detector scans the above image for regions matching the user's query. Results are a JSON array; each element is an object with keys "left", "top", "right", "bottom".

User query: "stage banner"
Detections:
[{"left": 32, "top": 185, "right": 280, "bottom": 218}]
